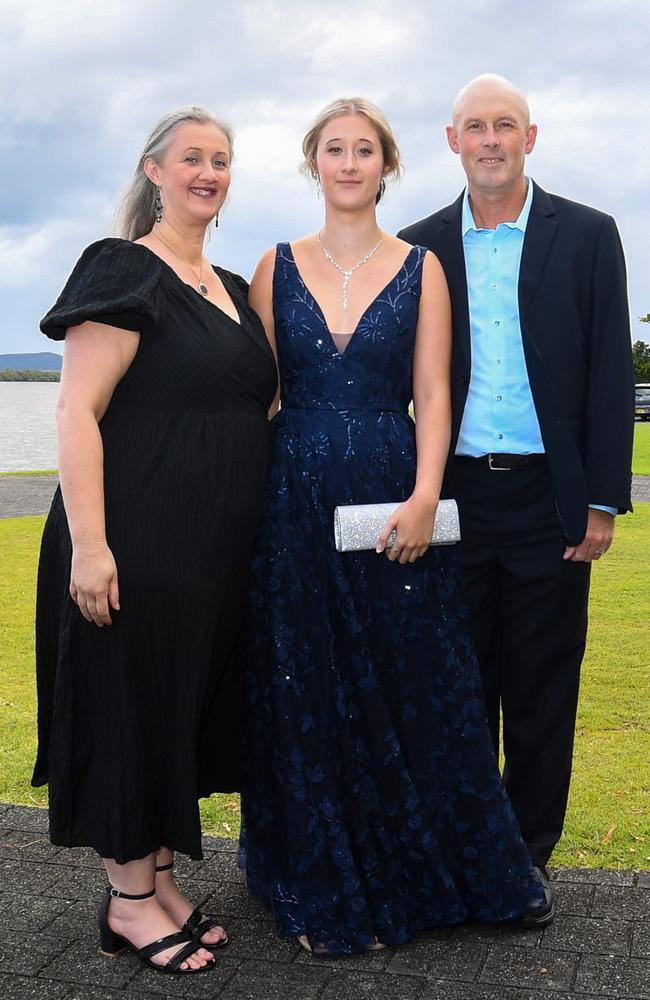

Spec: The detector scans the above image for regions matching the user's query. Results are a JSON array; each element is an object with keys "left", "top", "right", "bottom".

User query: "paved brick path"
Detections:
[
  {"left": 0, "top": 475, "right": 58, "bottom": 518},
  {"left": 1, "top": 474, "right": 650, "bottom": 519},
  {"left": 0, "top": 804, "right": 648, "bottom": 999}
]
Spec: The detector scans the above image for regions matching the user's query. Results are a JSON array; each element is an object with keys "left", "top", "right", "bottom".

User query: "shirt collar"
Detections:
[{"left": 462, "top": 177, "right": 534, "bottom": 235}]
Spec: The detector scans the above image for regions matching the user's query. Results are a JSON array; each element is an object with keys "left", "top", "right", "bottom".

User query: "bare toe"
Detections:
[
  {"left": 201, "top": 924, "right": 227, "bottom": 946},
  {"left": 178, "top": 946, "right": 214, "bottom": 971}
]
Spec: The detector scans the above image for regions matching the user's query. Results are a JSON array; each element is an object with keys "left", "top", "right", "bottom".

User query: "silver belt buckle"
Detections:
[{"left": 487, "top": 454, "right": 511, "bottom": 471}]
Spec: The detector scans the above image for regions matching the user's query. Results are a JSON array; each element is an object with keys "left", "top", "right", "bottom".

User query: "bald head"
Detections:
[
  {"left": 446, "top": 73, "right": 537, "bottom": 207},
  {"left": 452, "top": 74, "right": 531, "bottom": 129}
]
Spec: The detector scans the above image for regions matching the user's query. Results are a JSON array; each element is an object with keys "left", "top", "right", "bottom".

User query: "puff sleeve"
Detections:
[{"left": 40, "top": 239, "right": 163, "bottom": 341}]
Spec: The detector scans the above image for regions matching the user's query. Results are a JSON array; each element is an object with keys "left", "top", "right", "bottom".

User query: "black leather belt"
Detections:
[{"left": 457, "top": 453, "right": 547, "bottom": 471}]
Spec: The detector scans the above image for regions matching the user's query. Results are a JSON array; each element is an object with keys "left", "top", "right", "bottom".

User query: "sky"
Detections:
[{"left": 1, "top": 0, "right": 649, "bottom": 355}]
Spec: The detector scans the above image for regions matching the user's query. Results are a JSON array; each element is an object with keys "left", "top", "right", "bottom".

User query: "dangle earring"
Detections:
[
  {"left": 154, "top": 186, "right": 163, "bottom": 224},
  {"left": 376, "top": 178, "right": 386, "bottom": 204},
  {"left": 314, "top": 173, "right": 322, "bottom": 199},
  {"left": 215, "top": 212, "right": 219, "bottom": 229}
]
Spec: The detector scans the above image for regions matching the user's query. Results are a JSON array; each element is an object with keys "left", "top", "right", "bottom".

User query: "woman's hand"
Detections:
[
  {"left": 376, "top": 496, "right": 438, "bottom": 564},
  {"left": 70, "top": 542, "right": 120, "bottom": 626}
]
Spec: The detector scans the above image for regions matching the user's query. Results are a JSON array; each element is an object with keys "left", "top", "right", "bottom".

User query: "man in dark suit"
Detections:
[{"left": 399, "top": 74, "right": 634, "bottom": 919}]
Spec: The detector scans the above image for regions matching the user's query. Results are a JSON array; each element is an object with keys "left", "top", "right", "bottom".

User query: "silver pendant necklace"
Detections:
[
  {"left": 317, "top": 231, "right": 383, "bottom": 311},
  {"left": 153, "top": 231, "right": 209, "bottom": 296}
]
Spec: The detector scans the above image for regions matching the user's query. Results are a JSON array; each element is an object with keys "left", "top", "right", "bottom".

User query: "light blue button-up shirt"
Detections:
[
  {"left": 456, "top": 178, "right": 544, "bottom": 456},
  {"left": 456, "top": 178, "right": 616, "bottom": 518}
]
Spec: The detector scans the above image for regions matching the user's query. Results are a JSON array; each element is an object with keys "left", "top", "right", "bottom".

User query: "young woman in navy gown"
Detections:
[{"left": 239, "top": 98, "right": 547, "bottom": 955}]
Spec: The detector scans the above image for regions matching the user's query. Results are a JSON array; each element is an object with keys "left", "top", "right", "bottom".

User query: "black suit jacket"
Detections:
[{"left": 398, "top": 183, "right": 635, "bottom": 544}]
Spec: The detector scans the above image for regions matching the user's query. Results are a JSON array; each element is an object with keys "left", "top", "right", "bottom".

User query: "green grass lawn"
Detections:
[
  {"left": 633, "top": 421, "right": 650, "bottom": 475},
  {"left": 1, "top": 508, "right": 648, "bottom": 868},
  {"left": 0, "top": 470, "right": 57, "bottom": 477},
  {"left": 551, "top": 503, "right": 650, "bottom": 868}
]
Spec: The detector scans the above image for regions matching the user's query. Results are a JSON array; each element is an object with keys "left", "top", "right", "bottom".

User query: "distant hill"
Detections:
[{"left": 0, "top": 352, "right": 63, "bottom": 371}]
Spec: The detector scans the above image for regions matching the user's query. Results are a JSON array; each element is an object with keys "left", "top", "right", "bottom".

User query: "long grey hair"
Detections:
[{"left": 117, "top": 106, "right": 234, "bottom": 241}]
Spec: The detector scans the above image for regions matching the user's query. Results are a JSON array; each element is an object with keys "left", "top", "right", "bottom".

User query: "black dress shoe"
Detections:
[{"left": 520, "top": 865, "right": 555, "bottom": 928}]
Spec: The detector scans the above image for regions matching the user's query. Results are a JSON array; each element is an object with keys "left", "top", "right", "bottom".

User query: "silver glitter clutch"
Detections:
[{"left": 334, "top": 499, "right": 460, "bottom": 552}]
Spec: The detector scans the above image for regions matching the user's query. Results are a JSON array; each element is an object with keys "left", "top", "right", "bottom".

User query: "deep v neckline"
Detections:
[{"left": 285, "top": 243, "right": 418, "bottom": 356}]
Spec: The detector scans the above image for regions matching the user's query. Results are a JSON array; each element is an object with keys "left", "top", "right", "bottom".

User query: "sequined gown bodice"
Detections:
[
  {"left": 275, "top": 242, "right": 420, "bottom": 413},
  {"left": 239, "top": 241, "right": 542, "bottom": 954}
]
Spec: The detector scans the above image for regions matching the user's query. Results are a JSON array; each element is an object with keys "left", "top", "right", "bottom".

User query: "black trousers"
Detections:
[{"left": 446, "top": 458, "right": 591, "bottom": 866}]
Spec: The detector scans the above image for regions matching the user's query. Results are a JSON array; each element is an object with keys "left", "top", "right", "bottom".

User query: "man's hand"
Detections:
[{"left": 563, "top": 508, "right": 615, "bottom": 562}]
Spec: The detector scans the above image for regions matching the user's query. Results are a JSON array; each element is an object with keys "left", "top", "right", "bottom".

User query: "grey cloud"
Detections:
[{"left": 1, "top": 0, "right": 648, "bottom": 353}]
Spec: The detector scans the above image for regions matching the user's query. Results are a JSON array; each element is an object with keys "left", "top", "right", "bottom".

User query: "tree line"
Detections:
[
  {"left": 635, "top": 317, "right": 650, "bottom": 382},
  {"left": 0, "top": 370, "right": 61, "bottom": 382}
]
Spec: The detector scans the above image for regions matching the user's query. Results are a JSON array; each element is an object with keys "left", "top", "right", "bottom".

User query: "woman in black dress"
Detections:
[{"left": 32, "top": 107, "right": 277, "bottom": 973}]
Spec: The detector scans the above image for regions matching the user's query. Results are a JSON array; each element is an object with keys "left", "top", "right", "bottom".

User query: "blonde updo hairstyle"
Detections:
[
  {"left": 301, "top": 97, "right": 403, "bottom": 203},
  {"left": 117, "top": 105, "right": 234, "bottom": 241}
]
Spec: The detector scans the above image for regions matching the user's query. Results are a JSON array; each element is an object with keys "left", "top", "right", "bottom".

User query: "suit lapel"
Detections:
[
  {"left": 434, "top": 194, "right": 471, "bottom": 368},
  {"left": 519, "top": 184, "right": 558, "bottom": 321}
]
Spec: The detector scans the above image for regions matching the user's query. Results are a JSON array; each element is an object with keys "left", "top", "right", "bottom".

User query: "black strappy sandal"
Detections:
[
  {"left": 98, "top": 885, "right": 216, "bottom": 974},
  {"left": 155, "top": 862, "right": 229, "bottom": 950}
]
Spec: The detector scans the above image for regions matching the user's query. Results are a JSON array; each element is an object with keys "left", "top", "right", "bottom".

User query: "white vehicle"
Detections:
[{"left": 635, "top": 383, "right": 650, "bottom": 421}]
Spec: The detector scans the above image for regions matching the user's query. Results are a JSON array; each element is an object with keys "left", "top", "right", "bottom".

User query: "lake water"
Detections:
[{"left": 0, "top": 382, "right": 59, "bottom": 471}]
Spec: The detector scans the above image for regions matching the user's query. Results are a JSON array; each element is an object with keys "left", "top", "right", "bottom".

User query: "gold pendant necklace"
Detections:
[
  {"left": 317, "top": 231, "right": 383, "bottom": 311},
  {"left": 152, "top": 231, "right": 209, "bottom": 296}
]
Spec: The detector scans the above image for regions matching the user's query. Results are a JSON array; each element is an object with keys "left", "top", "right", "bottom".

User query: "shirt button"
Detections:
[
  {"left": 494, "top": 320, "right": 500, "bottom": 326},
  {"left": 496, "top": 358, "right": 502, "bottom": 364},
  {"left": 496, "top": 395, "right": 502, "bottom": 401},
  {"left": 492, "top": 283, "right": 498, "bottom": 289},
  {"left": 498, "top": 433, "right": 504, "bottom": 440},
  {"left": 492, "top": 248, "right": 498, "bottom": 254}
]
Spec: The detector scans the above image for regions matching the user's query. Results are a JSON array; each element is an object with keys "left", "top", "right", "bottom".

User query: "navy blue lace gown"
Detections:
[{"left": 239, "top": 242, "right": 543, "bottom": 954}]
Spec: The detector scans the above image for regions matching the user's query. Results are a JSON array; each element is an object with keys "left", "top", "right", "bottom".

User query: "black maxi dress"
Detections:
[{"left": 32, "top": 238, "right": 277, "bottom": 863}]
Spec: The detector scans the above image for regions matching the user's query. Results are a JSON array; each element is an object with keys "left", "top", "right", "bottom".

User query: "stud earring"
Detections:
[{"left": 154, "top": 187, "right": 163, "bottom": 224}]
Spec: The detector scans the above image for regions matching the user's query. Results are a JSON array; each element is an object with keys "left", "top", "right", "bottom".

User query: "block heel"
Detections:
[{"left": 98, "top": 884, "right": 129, "bottom": 955}]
